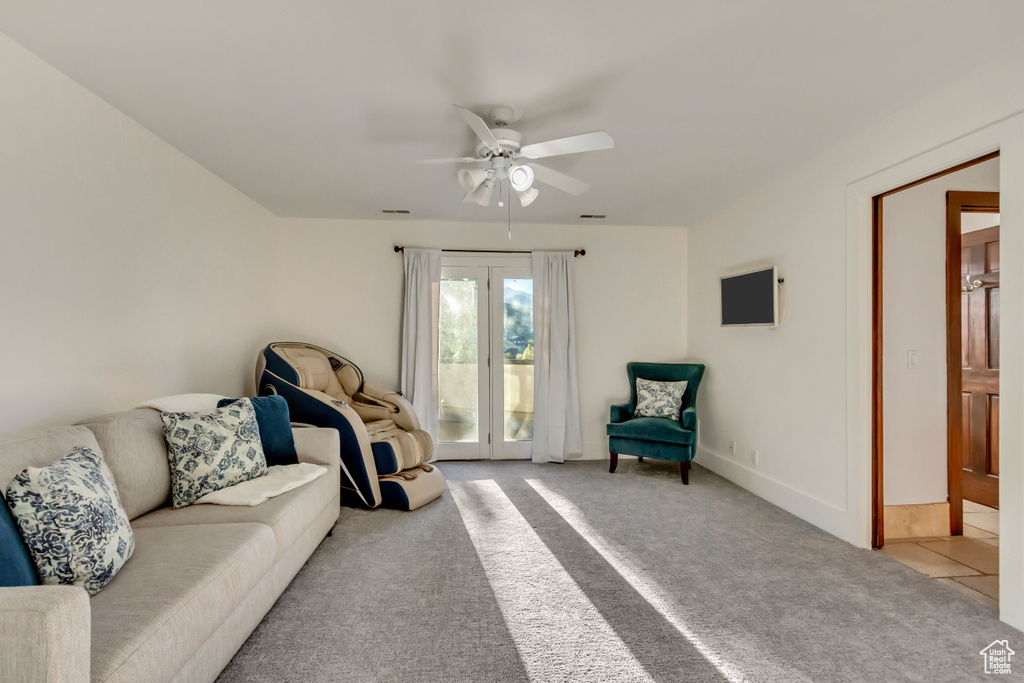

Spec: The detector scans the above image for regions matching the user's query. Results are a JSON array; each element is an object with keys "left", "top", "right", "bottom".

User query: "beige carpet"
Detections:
[{"left": 216, "top": 459, "right": 1020, "bottom": 682}]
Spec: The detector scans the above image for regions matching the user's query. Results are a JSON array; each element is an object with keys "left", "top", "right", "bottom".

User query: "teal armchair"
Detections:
[{"left": 606, "top": 362, "right": 705, "bottom": 484}]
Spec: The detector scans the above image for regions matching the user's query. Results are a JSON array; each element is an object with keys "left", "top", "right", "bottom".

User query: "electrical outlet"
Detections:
[
  {"left": 752, "top": 449, "right": 759, "bottom": 465},
  {"left": 907, "top": 350, "right": 919, "bottom": 369},
  {"left": 728, "top": 441, "right": 736, "bottom": 456}
]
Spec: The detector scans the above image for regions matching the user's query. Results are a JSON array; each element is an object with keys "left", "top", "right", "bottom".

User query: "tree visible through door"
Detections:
[{"left": 961, "top": 223, "right": 999, "bottom": 508}]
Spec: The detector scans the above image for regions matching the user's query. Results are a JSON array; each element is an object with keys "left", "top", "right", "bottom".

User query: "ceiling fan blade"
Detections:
[
  {"left": 529, "top": 163, "right": 590, "bottom": 195},
  {"left": 410, "top": 156, "right": 482, "bottom": 165},
  {"left": 520, "top": 131, "right": 614, "bottom": 160},
  {"left": 462, "top": 190, "right": 477, "bottom": 203},
  {"left": 454, "top": 105, "right": 499, "bottom": 153}
]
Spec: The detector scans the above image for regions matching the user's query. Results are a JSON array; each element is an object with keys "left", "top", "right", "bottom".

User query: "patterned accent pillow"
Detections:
[
  {"left": 5, "top": 446, "right": 135, "bottom": 596},
  {"left": 162, "top": 399, "right": 267, "bottom": 509},
  {"left": 634, "top": 378, "right": 689, "bottom": 421}
]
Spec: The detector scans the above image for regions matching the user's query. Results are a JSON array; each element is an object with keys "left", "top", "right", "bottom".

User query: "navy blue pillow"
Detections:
[
  {"left": 1, "top": 491, "right": 39, "bottom": 587},
  {"left": 217, "top": 396, "right": 298, "bottom": 466}
]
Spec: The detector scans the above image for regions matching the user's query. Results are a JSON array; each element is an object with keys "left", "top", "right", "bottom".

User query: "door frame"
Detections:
[
  {"left": 437, "top": 254, "right": 534, "bottom": 460},
  {"left": 946, "top": 191, "right": 1000, "bottom": 526},
  {"left": 870, "top": 151, "right": 999, "bottom": 549}
]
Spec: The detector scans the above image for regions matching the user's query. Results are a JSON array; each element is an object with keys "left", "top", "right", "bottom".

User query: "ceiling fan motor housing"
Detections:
[{"left": 476, "top": 129, "right": 523, "bottom": 159}]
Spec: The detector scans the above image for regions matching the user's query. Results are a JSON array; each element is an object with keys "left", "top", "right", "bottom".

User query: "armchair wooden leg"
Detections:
[
  {"left": 609, "top": 452, "right": 618, "bottom": 473},
  {"left": 637, "top": 457, "right": 644, "bottom": 462},
  {"left": 680, "top": 460, "right": 689, "bottom": 485}
]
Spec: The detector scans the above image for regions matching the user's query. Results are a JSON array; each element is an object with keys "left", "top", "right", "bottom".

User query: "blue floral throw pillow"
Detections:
[
  {"left": 162, "top": 399, "right": 267, "bottom": 509},
  {"left": 5, "top": 446, "right": 135, "bottom": 596},
  {"left": 634, "top": 378, "right": 689, "bottom": 421}
]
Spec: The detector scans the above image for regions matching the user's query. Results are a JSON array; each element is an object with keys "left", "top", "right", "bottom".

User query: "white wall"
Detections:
[
  {"left": 271, "top": 219, "right": 688, "bottom": 459},
  {"left": 688, "top": 50, "right": 1024, "bottom": 627},
  {"left": 882, "top": 159, "right": 999, "bottom": 506},
  {"left": 0, "top": 32, "right": 277, "bottom": 432}
]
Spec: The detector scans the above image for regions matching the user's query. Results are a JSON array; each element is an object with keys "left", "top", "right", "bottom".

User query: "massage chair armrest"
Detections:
[
  {"left": 360, "top": 382, "right": 421, "bottom": 432},
  {"left": 292, "top": 427, "right": 341, "bottom": 469},
  {"left": 0, "top": 586, "right": 91, "bottom": 683},
  {"left": 609, "top": 402, "right": 634, "bottom": 423},
  {"left": 680, "top": 406, "right": 697, "bottom": 432}
]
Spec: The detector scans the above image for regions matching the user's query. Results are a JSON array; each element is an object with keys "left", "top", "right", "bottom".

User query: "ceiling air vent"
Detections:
[
  {"left": 382, "top": 209, "right": 410, "bottom": 214},
  {"left": 579, "top": 214, "right": 606, "bottom": 219}
]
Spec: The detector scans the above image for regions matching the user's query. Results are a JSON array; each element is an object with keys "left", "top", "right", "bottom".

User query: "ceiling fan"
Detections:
[{"left": 419, "top": 105, "right": 614, "bottom": 207}]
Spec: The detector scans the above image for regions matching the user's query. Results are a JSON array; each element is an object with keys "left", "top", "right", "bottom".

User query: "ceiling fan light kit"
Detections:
[
  {"left": 517, "top": 187, "right": 539, "bottom": 207},
  {"left": 458, "top": 167, "right": 487, "bottom": 193},
  {"left": 509, "top": 165, "right": 534, "bottom": 191},
  {"left": 469, "top": 181, "right": 494, "bottom": 207},
  {"left": 419, "top": 104, "right": 615, "bottom": 209}
]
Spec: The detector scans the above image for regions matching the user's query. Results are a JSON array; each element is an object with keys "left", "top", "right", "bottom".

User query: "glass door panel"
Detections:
[
  {"left": 491, "top": 268, "right": 533, "bottom": 459},
  {"left": 437, "top": 266, "right": 488, "bottom": 459}
]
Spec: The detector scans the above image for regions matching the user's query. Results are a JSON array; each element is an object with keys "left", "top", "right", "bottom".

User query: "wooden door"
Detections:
[{"left": 961, "top": 224, "right": 999, "bottom": 508}]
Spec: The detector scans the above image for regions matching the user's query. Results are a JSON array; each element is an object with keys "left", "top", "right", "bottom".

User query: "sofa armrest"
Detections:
[
  {"left": 361, "top": 382, "right": 421, "bottom": 432},
  {"left": 0, "top": 586, "right": 90, "bottom": 683},
  {"left": 292, "top": 427, "right": 341, "bottom": 469},
  {"left": 609, "top": 403, "right": 633, "bottom": 423},
  {"left": 681, "top": 407, "right": 697, "bottom": 431}
]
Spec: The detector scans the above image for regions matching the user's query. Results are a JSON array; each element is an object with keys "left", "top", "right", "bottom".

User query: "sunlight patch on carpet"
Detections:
[
  {"left": 450, "top": 479, "right": 655, "bottom": 683},
  {"left": 528, "top": 478, "right": 766, "bottom": 683}
]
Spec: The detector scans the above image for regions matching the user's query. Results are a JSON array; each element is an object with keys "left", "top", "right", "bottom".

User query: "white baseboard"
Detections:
[
  {"left": 696, "top": 445, "right": 855, "bottom": 544},
  {"left": 576, "top": 441, "right": 611, "bottom": 460}
]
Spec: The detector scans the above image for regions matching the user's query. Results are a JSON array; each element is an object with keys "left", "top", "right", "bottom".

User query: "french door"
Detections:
[{"left": 437, "top": 261, "right": 533, "bottom": 460}]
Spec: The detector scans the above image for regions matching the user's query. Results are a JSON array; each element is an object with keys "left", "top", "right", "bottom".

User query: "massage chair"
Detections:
[{"left": 256, "top": 342, "right": 445, "bottom": 511}]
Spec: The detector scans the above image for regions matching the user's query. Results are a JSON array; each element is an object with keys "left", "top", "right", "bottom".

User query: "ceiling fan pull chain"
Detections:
[{"left": 508, "top": 180, "right": 513, "bottom": 241}]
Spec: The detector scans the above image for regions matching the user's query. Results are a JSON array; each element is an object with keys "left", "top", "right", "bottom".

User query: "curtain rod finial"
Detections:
[
  {"left": 575, "top": 249, "right": 586, "bottom": 257},
  {"left": 394, "top": 245, "right": 403, "bottom": 253}
]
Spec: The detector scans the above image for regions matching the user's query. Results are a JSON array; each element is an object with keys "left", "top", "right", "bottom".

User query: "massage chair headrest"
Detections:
[{"left": 271, "top": 344, "right": 363, "bottom": 397}]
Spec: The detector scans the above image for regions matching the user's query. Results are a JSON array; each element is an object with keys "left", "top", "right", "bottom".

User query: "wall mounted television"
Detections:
[{"left": 721, "top": 266, "right": 778, "bottom": 327}]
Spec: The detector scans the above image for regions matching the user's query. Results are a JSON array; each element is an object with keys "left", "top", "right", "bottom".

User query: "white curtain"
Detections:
[
  {"left": 401, "top": 248, "right": 441, "bottom": 446},
  {"left": 531, "top": 251, "right": 583, "bottom": 463}
]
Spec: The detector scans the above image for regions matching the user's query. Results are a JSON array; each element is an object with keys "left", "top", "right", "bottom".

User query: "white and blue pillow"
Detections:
[
  {"left": 162, "top": 399, "right": 267, "bottom": 509},
  {"left": 634, "top": 378, "right": 688, "bottom": 421},
  {"left": 5, "top": 446, "right": 135, "bottom": 596}
]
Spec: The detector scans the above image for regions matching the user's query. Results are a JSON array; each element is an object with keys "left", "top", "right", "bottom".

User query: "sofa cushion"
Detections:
[
  {"left": 90, "top": 523, "right": 276, "bottom": 683},
  {"left": 0, "top": 426, "right": 101, "bottom": 499},
  {"left": 6, "top": 446, "right": 134, "bottom": 595},
  {"left": 0, "top": 491, "right": 37, "bottom": 587},
  {"left": 161, "top": 400, "right": 267, "bottom": 509},
  {"left": 606, "top": 417, "right": 694, "bottom": 445},
  {"left": 217, "top": 396, "right": 298, "bottom": 467},
  {"left": 131, "top": 468, "right": 337, "bottom": 555},
  {"left": 76, "top": 409, "right": 172, "bottom": 521}
]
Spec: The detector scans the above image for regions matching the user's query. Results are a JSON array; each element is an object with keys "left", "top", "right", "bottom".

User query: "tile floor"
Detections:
[{"left": 879, "top": 500, "right": 999, "bottom": 609}]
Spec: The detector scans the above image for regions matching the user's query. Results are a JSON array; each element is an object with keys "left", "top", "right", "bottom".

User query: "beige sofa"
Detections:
[{"left": 0, "top": 408, "right": 341, "bottom": 683}]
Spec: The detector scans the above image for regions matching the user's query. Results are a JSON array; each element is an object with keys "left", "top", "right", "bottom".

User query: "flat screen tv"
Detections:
[{"left": 721, "top": 266, "right": 778, "bottom": 327}]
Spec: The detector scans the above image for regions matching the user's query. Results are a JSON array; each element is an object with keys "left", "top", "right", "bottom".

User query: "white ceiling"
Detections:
[{"left": 1, "top": 1, "right": 1021, "bottom": 226}]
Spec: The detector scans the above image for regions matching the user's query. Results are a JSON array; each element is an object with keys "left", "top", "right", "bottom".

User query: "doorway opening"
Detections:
[
  {"left": 436, "top": 255, "right": 534, "bottom": 460},
  {"left": 871, "top": 151, "right": 1000, "bottom": 608}
]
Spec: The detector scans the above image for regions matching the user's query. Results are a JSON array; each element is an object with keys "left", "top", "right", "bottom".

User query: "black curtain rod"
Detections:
[{"left": 394, "top": 246, "right": 586, "bottom": 257}]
